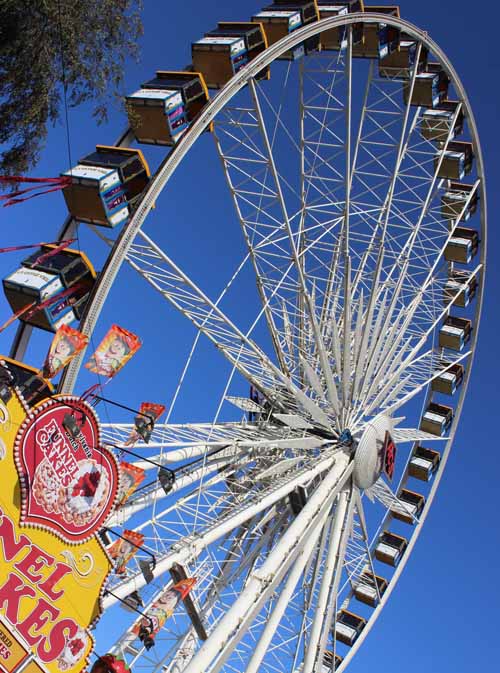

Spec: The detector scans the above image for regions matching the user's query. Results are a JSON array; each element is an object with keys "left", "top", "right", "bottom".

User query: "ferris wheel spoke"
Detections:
[
  {"left": 350, "top": 52, "right": 423, "bottom": 304},
  {"left": 232, "top": 509, "right": 326, "bottom": 673},
  {"left": 214, "top": 74, "right": 309, "bottom": 381},
  {"left": 300, "top": 50, "right": 352, "bottom": 338},
  {"left": 368, "top": 104, "right": 464, "bottom": 300},
  {"left": 341, "top": 30, "right": 354, "bottom": 417},
  {"left": 102, "top": 226, "right": 341, "bottom": 427},
  {"left": 112, "top": 461, "right": 237, "bottom": 517},
  {"left": 391, "top": 427, "right": 448, "bottom": 443},
  {"left": 248, "top": 77, "right": 343, "bottom": 420},
  {"left": 101, "top": 420, "right": 328, "bottom": 452},
  {"left": 346, "top": 87, "right": 433, "bottom": 416},
  {"left": 213, "top": 69, "right": 301, "bottom": 375},
  {"left": 355, "top": 263, "right": 481, "bottom": 417},
  {"left": 160, "top": 518, "right": 269, "bottom": 673},
  {"left": 103, "top": 452, "right": 341, "bottom": 607},
  {"left": 339, "top": 490, "right": 382, "bottom": 606},
  {"left": 90, "top": 224, "right": 295, "bottom": 406},
  {"left": 182, "top": 454, "right": 352, "bottom": 673},
  {"left": 362, "top": 334, "right": 474, "bottom": 422},
  {"left": 108, "top": 459, "right": 240, "bottom": 528},
  {"left": 302, "top": 486, "right": 354, "bottom": 673},
  {"left": 115, "top": 229, "right": 323, "bottom": 414},
  {"left": 300, "top": 47, "right": 349, "bottom": 279}
]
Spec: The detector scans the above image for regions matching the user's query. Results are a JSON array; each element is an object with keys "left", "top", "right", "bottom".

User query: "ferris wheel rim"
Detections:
[
  {"left": 6, "top": 10, "right": 486, "bottom": 673},
  {"left": 57, "top": 11, "right": 487, "bottom": 394}
]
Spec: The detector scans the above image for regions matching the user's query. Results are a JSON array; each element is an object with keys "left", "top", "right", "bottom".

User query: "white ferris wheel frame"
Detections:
[{"left": 8, "top": 11, "right": 486, "bottom": 673}]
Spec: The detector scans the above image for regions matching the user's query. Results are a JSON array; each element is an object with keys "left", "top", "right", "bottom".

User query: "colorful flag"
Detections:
[
  {"left": 117, "top": 462, "right": 146, "bottom": 507},
  {"left": 108, "top": 530, "right": 145, "bottom": 575},
  {"left": 85, "top": 324, "right": 141, "bottom": 378},
  {"left": 126, "top": 402, "right": 166, "bottom": 445},
  {"left": 133, "top": 579, "right": 197, "bottom": 649},
  {"left": 43, "top": 324, "right": 89, "bottom": 378}
]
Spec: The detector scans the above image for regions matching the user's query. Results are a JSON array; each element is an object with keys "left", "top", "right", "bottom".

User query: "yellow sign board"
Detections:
[
  {"left": 0, "top": 392, "right": 112, "bottom": 673},
  {"left": 0, "top": 616, "right": 30, "bottom": 673}
]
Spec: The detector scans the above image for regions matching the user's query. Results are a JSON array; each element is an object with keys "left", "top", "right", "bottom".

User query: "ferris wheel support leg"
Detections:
[
  {"left": 9, "top": 322, "right": 33, "bottom": 362},
  {"left": 182, "top": 454, "right": 352, "bottom": 673},
  {"left": 301, "top": 486, "right": 354, "bottom": 673},
  {"left": 244, "top": 503, "right": 328, "bottom": 673},
  {"left": 289, "top": 512, "right": 333, "bottom": 672}
]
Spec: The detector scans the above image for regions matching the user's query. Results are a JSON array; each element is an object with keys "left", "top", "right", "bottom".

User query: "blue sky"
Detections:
[{"left": 0, "top": 1, "right": 499, "bottom": 671}]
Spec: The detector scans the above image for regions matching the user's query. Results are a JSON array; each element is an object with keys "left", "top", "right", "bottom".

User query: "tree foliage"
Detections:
[{"left": 0, "top": 0, "right": 143, "bottom": 177}]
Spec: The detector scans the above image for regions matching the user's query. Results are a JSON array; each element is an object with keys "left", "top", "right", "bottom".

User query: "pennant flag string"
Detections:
[
  {"left": 0, "top": 175, "right": 72, "bottom": 206},
  {"left": 29, "top": 239, "right": 75, "bottom": 267},
  {"left": 0, "top": 239, "right": 75, "bottom": 255},
  {"left": 23, "top": 282, "right": 84, "bottom": 321},
  {"left": 0, "top": 302, "right": 37, "bottom": 334}
]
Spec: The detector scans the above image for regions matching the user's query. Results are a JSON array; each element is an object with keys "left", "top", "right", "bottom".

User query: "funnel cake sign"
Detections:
[
  {"left": 14, "top": 397, "right": 119, "bottom": 544},
  {"left": 0, "top": 387, "right": 113, "bottom": 673}
]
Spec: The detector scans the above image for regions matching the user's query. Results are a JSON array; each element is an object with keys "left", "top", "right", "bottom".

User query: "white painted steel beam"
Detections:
[
  {"left": 102, "top": 453, "right": 343, "bottom": 608},
  {"left": 182, "top": 453, "right": 352, "bottom": 673}
]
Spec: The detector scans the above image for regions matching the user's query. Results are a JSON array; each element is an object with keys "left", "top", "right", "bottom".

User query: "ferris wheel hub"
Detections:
[{"left": 353, "top": 414, "right": 393, "bottom": 490}]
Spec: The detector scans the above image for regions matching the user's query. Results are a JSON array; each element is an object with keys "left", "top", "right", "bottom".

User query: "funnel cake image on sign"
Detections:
[
  {"left": 56, "top": 627, "right": 89, "bottom": 671},
  {"left": 14, "top": 396, "right": 119, "bottom": 543},
  {"left": 85, "top": 324, "right": 141, "bottom": 378}
]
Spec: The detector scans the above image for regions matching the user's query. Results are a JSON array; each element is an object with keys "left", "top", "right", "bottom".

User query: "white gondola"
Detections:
[
  {"left": 444, "top": 228, "right": 479, "bottom": 264},
  {"left": 442, "top": 183, "right": 478, "bottom": 221},
  {"left": 334, "top": 610, "right": 367, "bottom": 646},
  {"left": 2, "top": 245, "right": 95, "bottom": 332},
  {"left": 391, "top": 489, "right": 425, "bottom": 524},
  {"left": 439, "top": 316, "right": 472, "bottom": 351},
  {"left": 421, "top": 100, "right": 463, "bottom": 140},
  {"left": 409, "top": 446, "right": 441, "bottom": 482},
  {"left": 379, "top": 38, "right": 428, "bottom": 78},
  {"left": 420, "top": 402, "right": 453, "bottom": 436},
  {"left": 431, "top": 363, "right": 464, "bottom": 395},
  {"left": 444, "top": 275, "right": 478, "bottom": 308},
  {"left": 375, "top": 531, "right": 408, "bottom": 567},
  {"left": 354, "top": 572, "right": 388, "bottom": 607},
  {"left": 62, "top": 146, "right": 150, "bottom": 228},
  {"left": 405, "top": 63, "right": 449, "bottom": 107},
  {"left": 436, "top": 141, "right": 474, "bottom": 180}
]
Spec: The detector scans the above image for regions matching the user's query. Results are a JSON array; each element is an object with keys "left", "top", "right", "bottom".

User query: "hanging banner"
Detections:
[
  {"left": 43, "top": 325, "right": 89, "bottom": 379},
  {"left": 108, "top": 530, "right": 145, "bottom": 575},
  {"left": 133, "top": 579, "right": 197, "bottom": 647},
  {"left": 117, "top": 462, "right": 146, "bottom": 507},
  {"left": 85, "top": 325, "right": 141, "bottom": 378},
  {"left": 0, "top": 387, "right": 113, "bottom": 673},
  {"left": 14, "top": 396, "right": 120, "bottom": 544},
  {"left": 126, "top": 402, "right": 166, "bottom": 445}
]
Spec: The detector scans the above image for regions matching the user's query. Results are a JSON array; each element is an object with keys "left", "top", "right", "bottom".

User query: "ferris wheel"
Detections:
[{"left": 2, "top": 2, "right": 486, "bottom": 673}]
